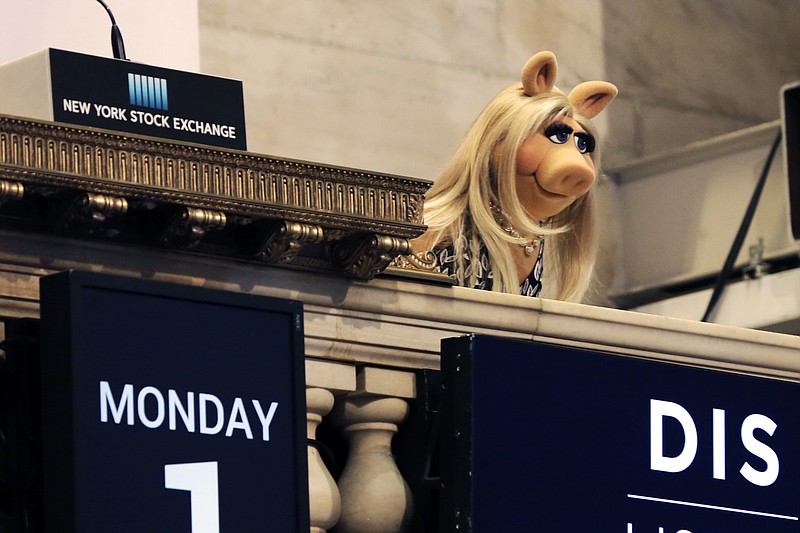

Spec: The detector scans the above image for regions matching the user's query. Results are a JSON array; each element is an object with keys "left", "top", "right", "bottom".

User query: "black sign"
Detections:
[
  {"left": 49, "top": 49, "right": 247, "bottom": 150},
  {"left": 440, "top": 335, "right": 800, "bottom": 532},
  {"left": 39, "top": 271, "right": 308, "bottom": 532},
  {"left": 782, "top": 82, "right": 800, "bottom": 240}
]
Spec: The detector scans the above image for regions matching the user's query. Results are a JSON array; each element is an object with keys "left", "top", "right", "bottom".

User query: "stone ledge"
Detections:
[{"left": 0, "top": 227, "right": 797, "bottom": 381}]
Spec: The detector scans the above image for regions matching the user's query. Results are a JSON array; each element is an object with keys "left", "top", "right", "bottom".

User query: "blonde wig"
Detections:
[{"left": 419, "top": 52, "right": 616, "bottom": 302}]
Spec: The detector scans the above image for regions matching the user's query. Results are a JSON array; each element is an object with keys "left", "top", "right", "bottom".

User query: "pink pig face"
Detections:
[{"left": 514, "top": 116, "right": 596, "bottom": 221}]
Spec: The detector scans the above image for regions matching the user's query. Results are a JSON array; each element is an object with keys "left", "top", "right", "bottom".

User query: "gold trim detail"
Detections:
[
  {"left": 0, "top": 114, "right": 434, "bottom": 279},
  {"left": 0, "top": 180, "right": 24, "bottom": 202},
  {"left": 160, "top": 207, "right": 227, "bottom": 249},
  {"left": 0, "top": 114, "right": 428, "bottom": 234},
  {"left": 385, "top": 251, "right": 455, "bottom": 284},
  {"left": 333, "top": 234, "right": 413, "bottom": 279},
  {"left": 254, "top": 221, "right": 325, "bottom": 264},
  {"left": 83, "top": 193, "right": 129, "bottom": 219}
]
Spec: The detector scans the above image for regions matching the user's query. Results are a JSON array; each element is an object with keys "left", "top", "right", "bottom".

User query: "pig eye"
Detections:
[
  {"left": 544, "top": 122, "right": 572, "bottom": 145},
  {"left": 574, "top": 132, "right": 596, "bottom": 154}
]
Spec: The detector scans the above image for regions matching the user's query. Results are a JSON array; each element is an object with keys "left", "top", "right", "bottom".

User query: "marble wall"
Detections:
[
  {"left": 197, "top": 0, "right": 800, "bottom": 304},
  {"left": 602, "top": 0, "right": 800, "bottom": 167},
  {"left": 198, "top": 0, "right": 800, "bottom": 177},
  {"left": 198, "top": 0, "right": 608, "bottom": 179}
]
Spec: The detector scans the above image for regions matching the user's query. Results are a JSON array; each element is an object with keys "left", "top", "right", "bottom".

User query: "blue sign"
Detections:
[
  {"left": 440, "top": 335, "right": 800, "bottom": 532},
  {"left": 39, "top": 271, "right": 308, "bottom": 532}
]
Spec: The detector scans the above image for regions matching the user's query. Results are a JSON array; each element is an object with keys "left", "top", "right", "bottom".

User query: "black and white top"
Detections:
[{"left": 435, "top": 229, "right": 544, "bottom": 297}]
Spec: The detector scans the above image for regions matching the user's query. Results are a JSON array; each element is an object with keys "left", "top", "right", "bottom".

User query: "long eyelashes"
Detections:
[
  {"left": 543, "top": 123, "right": 572, "bottom": 144},
  {"left": 543, "top": 122, "right": 596, "bottom": 154}
]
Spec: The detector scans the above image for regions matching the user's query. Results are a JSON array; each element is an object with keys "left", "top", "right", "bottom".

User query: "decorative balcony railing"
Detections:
[
  {"left": 0, "top": 114, "right": 433, "bottom": 279},
  {"left": 1, "top": 116, "right": 798, "bottom": 532}
]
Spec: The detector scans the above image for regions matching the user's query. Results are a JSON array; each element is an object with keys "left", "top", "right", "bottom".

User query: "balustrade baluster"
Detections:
[
  {"left": 330, "top": 367, "right": 416, "bottom": 533},
  {"left": 306, "top": 359, "right": 356, "bottom": 533}
]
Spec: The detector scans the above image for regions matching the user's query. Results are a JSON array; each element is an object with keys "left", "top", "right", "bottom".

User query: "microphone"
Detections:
[{"left": 96, "top": 0, "right": 128, "bottom": 60}]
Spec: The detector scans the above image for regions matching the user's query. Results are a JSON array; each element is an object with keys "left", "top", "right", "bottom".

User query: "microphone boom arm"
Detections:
[{"left": 96, "top": 0, "right": 128, "bottom": 60}]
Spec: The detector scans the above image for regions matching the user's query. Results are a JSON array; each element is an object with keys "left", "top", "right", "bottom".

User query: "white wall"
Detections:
[{"left": 0, "top": 0, "right": 199, "bottom": 71}]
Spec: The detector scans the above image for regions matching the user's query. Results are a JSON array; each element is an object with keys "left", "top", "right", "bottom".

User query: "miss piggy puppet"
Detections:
[{"left": 412, "top": 51, "right": 617, "bottom": 302}]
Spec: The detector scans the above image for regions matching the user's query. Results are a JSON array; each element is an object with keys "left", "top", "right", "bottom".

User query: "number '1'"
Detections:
[{"left": 164, "top": 461, "right": 220, "bottom": 533}]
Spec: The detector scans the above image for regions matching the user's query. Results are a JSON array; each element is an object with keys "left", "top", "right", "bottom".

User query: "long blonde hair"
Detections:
[{"left": 421, "top": 85, "right": 601, "bottom": 302}]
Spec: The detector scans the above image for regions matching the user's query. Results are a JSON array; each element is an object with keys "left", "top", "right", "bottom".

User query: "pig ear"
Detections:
[
  {"left": 521, "top": 51, "right": 558, "bottom": 96},
  {"left": 568, "top": 81, "right": 618, "bottom": 118}
]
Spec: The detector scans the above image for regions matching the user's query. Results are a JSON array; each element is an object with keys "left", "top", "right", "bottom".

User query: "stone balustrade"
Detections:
[
  {"left": 304, "top": 361, "right": 418, "bottom": 533},
  {"left": 0, "top": 118, "right": 797, "bottom": 532},
  {"left": 1, "top": 227, "right": 798, "bottom": 532}
]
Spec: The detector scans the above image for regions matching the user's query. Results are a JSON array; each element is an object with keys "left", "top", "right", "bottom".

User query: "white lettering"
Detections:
[
  {"left": 137, "top": 386, "right": 165, "bottom": 429},
  {"left": 225, "top": 397, "right": 253, "bottom": 439},
  {"left": 100, "top": 382, "right": 278, "bottom": 443},
  {"left": 168, "top": 390, "right": 195, "bottom": 432},
  {"left": 92, "top": 104, "right": 127, "bottom": 121},
  {"left": 199, "top": 393, "right": 225, "bottom": 435},
  {"left": 713, "top": 408, "right": 725, "bottom": 480},
  {"left": 173, "top": 117, "right": 236, "bottom": 138},
  {"left": 130, "top": 110, "right": 170, "bottom": 127},
  {"left": 100, "top": 381, "right": 134, "bottom": 425},
  {"left": 253, "top": 400, "right": 279, "bottom": 442},
  {"left": 740, "top": 414, "right": 780, "bottom": 486},
  {"left": 650, "top": 399, "right": 697, "bottom": 474},
  {"left": 628, "top": 525, "right": 692, "bottom": 533},
  {"left": 63, "top": 99, "right": 92, "bottom": 114},
  {"left": 649, "top": 400, "right": 782, "bottom": 487}
]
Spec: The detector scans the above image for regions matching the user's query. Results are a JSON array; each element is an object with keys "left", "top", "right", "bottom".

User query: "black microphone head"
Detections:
[{"left": 111, "top": 25, "right": 127, "bottom": 61}]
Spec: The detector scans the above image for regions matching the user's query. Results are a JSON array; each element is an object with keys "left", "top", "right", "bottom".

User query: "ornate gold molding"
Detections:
[
  {"left": 333, "top": 234, "right": 413, "bottom": 279},
  {"left": 0, "top": 114, "right": 436, "bottom": 279},
  {"left": 385, "top": 251, "right": 454, "bottom": 284},
  {"left": 0, "top": 179, "right": 24, "bottom": 203},
  {"left": 253, "top": 221, "right": 325, "bottom": 265}
]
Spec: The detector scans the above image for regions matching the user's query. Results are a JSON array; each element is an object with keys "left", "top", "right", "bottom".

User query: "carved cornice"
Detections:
[
  {"left": 0, "top": 114, "right": 434, "bottom": 278},
  {"left": 386, "top": 250, "right": 452, "bottom": 283}
]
